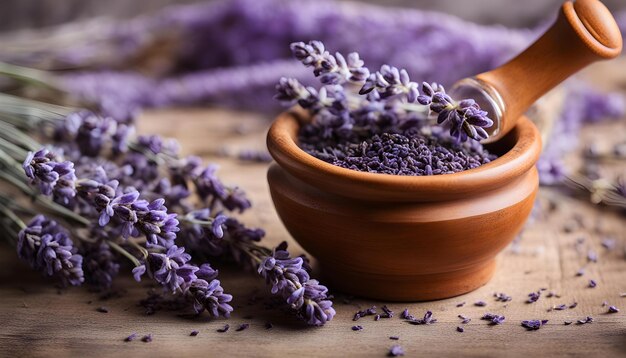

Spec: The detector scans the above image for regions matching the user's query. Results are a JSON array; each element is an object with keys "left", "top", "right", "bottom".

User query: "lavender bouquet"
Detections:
[
  {"left": 0, "top": 95, "right": 335, "bottom": 326},
  {"left": 276, "top": 41, "right": 497, "bottom": 176}
]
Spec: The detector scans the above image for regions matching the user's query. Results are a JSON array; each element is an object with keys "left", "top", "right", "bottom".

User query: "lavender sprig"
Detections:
[
  {"left": 17, "top": 215, "right": 84, "bottom": 286},
  {"left": 133, "top": 245, "right": 233, "bottom": 317},
  {"left": 290, "top": 41, "right": 369, "bottom": 85},
  {"left": 257, "top": 242, "right": 335, "bottom": 326},
  {"left": 23, "top": 148, "right": 77, "bottom": 204}
]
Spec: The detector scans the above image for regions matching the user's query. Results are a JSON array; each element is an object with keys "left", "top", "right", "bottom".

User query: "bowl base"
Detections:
[{"left": 319, "top": 259, "right": 496, "bottom": 301}]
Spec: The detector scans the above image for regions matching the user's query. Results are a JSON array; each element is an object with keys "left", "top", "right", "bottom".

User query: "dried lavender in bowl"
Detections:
[{"left": 275, "top": 41, "right": 497, "bottom": 176}]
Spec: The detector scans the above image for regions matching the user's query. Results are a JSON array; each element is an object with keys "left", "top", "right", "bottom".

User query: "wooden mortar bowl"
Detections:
[
  {"left": 266, "top": 111, "right": 542, "bottom": 301},
  {"left": 265, "top": 0, "right": 622, "bottom": 300}
]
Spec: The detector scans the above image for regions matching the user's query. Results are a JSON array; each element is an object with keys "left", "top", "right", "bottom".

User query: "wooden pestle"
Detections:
[{"left": 452, "top": 0, "right": 623, "bottom": 143}]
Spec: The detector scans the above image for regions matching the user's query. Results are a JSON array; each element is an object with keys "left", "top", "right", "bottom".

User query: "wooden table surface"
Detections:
[{"left": 1, "top": 66, "right": 626, "bottom": 357}]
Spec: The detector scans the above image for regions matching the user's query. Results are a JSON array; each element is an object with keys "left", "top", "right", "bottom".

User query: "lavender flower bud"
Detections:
[
  {"left": 133, "top": 245, "right": 198, "bottom": 293},
  {"left": 82, "top": 241, "right": 120, "bottom": 290},
  {"left": 257, "top": 243, "right": 335, "bottom": 326},
  {"left": 23, "top": 149, "right": 77, "bottom": 203},
  {"left": 17, "top": 215, "right": 84, "bottom": 286}
]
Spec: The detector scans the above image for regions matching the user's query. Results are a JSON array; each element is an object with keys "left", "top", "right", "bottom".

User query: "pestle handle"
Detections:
[{"left": 474, "top": 0, "right": 622, "bottom": 142}]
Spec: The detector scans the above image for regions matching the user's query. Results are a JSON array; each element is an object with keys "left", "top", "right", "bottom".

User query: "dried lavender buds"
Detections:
[{"left": 276, "top": 40, "right": 497, "bottom": 177}]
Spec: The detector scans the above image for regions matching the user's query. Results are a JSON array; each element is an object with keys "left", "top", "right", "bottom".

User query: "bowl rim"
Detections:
[{"left": 267, "top": 110, "right": 542, "bottom": 201}]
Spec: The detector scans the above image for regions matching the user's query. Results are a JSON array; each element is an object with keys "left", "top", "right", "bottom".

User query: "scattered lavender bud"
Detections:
[
  {"left": 587, "top": 250, "right": 598, "bottom": 263},
  {"left": 553, "top": 304, "right": 567, "bottom": 311},
  {"left": 381, "top": 305, "right": 394, "bottom": 318},
  {"left": 481, "top": 313, "right": 505, "bottom": 325},
  {"left": 217, "top": 324, "right": 230, "bottom": 333},
  {"left": 474, "top": 300, "right": 487, "bottom": 307},
  {"left": 235, "top": 324, "right": 250, "bottom": 332},
  {"left": 527, "top": 291, "right": 541, "bottom": 303},
  {"left": 456, "top": 302, "right": 466, "bottom": 307},
  {"left": 576, "top": 268, "right": 585, "bottom": 277},
  {"left": 608, "top": 306, "right": 619, "bottom": 313},
  {"left": 562, "top": 220, "right": 578, "bottom": 233},
  {"left": 521, "top": 320, "right": 548, "bottom": 330},
  {"left": 400, "top": 308, "right": 414, "bottom": 320},
  {"left": 389, "top": 336, "right": 399, "bottom": 340},
  {"left": 456, "top": 326, "right": 464, "bottom": 333},
  {"left": 494, "top": 292, "right": 512, "bottom": 302},
  {"left": 589, "top": 280, "right": 597, "bottom": 288},
  {"left": 458, "top": 314, "right": 472, "bottom": 325},
  {"left": 375, "top": 314, "right": 381, "bottom": 321},
  {"left": 407, "top": 311, "right": 437, "bottom": 325},
  {"left": 124, "top": 333, "right": 137, "bottom": 342},
  {"left": 388, "top": 345, "right": 405, "bottom": 357},
  {"left": 569, "top": 302, "right": 578, "bottom": 309},
  {"left": 352, "top": 325, "right": 363, "bottom": 331},
  {"left": 190, "top": 330, "right": 199, "bottom": 336},
  {"left": 96, "top": 306, "right": 109, "bottom": 313},
  {"left": 353, "top": 306, "right": 377, "bottom": 321},
  {"left": 601, "top": 238, "right": 616, "bottom": 250},
  {"left": 564, "top": 321, "right": 573, "bottom": 325},
  {"left": 141, "top": 334, "right": 153, "bottom": 342},
  {"left": 577, "top": 316, "right": 594, "bottom": 324}
]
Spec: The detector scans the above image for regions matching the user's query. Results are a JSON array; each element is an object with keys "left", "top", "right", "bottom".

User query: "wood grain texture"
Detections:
[{"left": 1, "top": 100, "right": 625, "bottom": 356}]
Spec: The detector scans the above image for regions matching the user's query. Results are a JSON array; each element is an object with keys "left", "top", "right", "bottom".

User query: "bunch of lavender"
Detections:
[
  {"left": 0, "top": 93, "right": 334, "bottom": 325},
  {"left": 276, "top": 41, "right": 496, "bottom": 175}
]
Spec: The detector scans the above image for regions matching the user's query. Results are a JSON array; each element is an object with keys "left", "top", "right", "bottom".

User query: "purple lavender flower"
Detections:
[
  {"left": 257, "top": 242, "right": 335, "bottom": 326},
  {"left": 608, "top": 306, "right": 619, "bottom": 313},
  {"left": 23, "top": 149, "right": 77, "bottom": 204},
  {"left": 588, "top": 279, "right": 597, "bottom": 288},
  {"left": 133, "top": 246, "right": 233, "bottom": 317},
  {"left": 290, "top": 41, "right": 369, "bottom": 85},
  {"left": 132, "top": 245, "right": 198, "bottom": 293},
  {"left": 73, "top": 178, "right": 180, "bottom": 247},
  {"left": 187, "top": 276, "right": 234, "bottom": 317},
  {"left": 192, "top": 165, "right": 251, "bottom": 213},
  {"left": 430, "top": 93, "right": 493, "bottom": 142},
  {"left": 17, "top": 215, "right": 84, "bottom": 286},
  {"left": 360, "top": 65, "right": 418, "bottom": 102},
  {"left": 81, "top": 241, "right": 119, "bottom": 290}
]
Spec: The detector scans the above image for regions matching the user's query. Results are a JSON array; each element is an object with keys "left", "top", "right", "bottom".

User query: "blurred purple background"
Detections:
[{"left": 1, "top": 0, "right": 624, "bottom": 31}]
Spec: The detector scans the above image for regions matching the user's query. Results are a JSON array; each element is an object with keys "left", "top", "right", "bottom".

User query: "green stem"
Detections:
[
  {"left": 108, "top": 240, "right": 141, "bottom": 267},
  {"left": 0, "top": 62, "right": 60, "bottom": 90},
  {"left": 129, "top": 240, "right": 149, "bottom": 260},
  {"left": 0, "top": 200, "right": 26, "bottom": 229}
]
